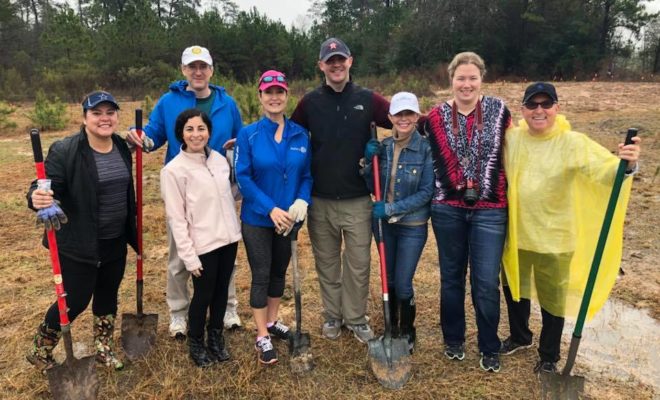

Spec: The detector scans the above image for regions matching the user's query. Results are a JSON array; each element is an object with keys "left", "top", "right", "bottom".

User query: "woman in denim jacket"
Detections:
[{"left": 363, "top": 92, "right": 434, "bottom": 354}]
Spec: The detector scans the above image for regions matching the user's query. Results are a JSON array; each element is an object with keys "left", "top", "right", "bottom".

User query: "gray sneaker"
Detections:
[
  {"left": 345, "top": 323, "right": 374, "bottom": 343},
  {"left": 322, "top": 319, "right": 341, "bottom": 340}
]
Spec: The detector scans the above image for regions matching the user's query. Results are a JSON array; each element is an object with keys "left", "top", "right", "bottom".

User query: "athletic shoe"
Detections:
[
  {"left": 480, "top": 353, "right": 501, "bottom": 373},
  {"left": 444, "top": 343, "right": 465, "bottom": 361},
  {"left": 267, "top": 320, "right": 291, "bottom": 341},
  {"left": 223, "top": 309, "right": 242, "bottom": 330},
  {"left": 169, "top": 315, "right": 187, "bottom": 339},
  {"left": 322, "top": 319, "right": 341, "bottom": 340},
  {"left": 255, "top": 336, "right": 278, "bottom": 365},
  {"left": 499, "top": 337, "right": 533, "bottom": 355},
  {"left": 534, "top": 360, "right": 558, "bottom": 374},
  {"left": 345, "top": 323, "right": 374, "bottom": 344}
]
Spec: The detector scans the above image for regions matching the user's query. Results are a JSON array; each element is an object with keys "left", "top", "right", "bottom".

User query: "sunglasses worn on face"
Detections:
[
  {"left": 523, "top": 100, "right": 555, "bottom": 110},
  {"left": 261, "top": 75, "right": 286, "bottom": 84}
]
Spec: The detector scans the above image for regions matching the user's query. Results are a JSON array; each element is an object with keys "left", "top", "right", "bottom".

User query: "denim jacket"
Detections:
[{"left": 363, "top": 130, "right": 434, "bottom": 224}]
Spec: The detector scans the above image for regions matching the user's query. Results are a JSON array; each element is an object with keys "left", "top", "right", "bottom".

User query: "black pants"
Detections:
[
  {"left": 44, "top": 239, "right": 127, "bottom": 330},
  {"left": 242, "top": 223, "right": 291, "bottom": 309},
  {"left": 188, "top": 242, "right": 238, "bottom": 338}
]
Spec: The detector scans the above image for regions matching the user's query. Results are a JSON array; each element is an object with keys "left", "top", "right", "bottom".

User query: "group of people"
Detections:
[{"left": 26, "top": 37, "right": 641, "bottom": 377}]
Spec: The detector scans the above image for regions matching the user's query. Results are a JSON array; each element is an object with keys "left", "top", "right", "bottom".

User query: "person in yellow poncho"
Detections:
[{"left": 500, "top": 82, "right": 641, "bottom": 374}]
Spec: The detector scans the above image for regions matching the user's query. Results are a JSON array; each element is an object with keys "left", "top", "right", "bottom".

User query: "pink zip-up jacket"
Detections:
[{"left": 160, "top": 147, "right": 241, "bottom": 272}]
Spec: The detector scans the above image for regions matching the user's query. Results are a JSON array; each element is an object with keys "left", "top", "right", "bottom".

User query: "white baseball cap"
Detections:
[
  {"left": 181, "top": 46, "right": 213, "bottom": 66},
  {"left": 389, "top": 92, "right": 420, "bottom": 115}
]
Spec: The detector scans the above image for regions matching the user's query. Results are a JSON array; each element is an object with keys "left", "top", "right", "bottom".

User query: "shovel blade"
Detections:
[
  {"left": 367, "top": 336, "right": 412, "bottom": 389},
  {"left": 121, "top": 313, "right": 158, "bottom": 361},
  {"left": 539, "top": 372, "right": 585, "bottom": 400},
  {"left": 288, "top": 331, "right": 314, "bottom": 373},
  {"left": 47, "top": 355, "right": 99, "bottom": 400}
]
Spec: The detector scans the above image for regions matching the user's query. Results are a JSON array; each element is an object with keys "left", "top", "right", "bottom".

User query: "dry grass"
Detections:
[{"left": 0, "top": 82, "right": 657, "bottom": 399}]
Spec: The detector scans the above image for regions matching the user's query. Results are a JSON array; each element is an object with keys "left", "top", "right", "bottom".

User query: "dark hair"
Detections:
[{"left": 174, "top": 109, "right": 212, "bottom": 148}]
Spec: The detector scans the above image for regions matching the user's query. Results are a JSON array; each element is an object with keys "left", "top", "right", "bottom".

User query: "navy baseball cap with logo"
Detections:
[
  {"left": 82, "top": 91, "right": 120, "bottom": 111},
  {"left": 319, "top": 37, "right": 351, "bottom": 62},
  {"left": 522, "top": 82, "right": 558, "bottom": 104}
]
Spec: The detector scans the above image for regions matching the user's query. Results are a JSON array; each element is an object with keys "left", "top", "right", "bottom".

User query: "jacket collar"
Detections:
[
  {"left": 389, "top": 130, "right": 424, "bottom": 152},
  {"left": 177, "top": 145, "right": 211, "bottom": 164}
]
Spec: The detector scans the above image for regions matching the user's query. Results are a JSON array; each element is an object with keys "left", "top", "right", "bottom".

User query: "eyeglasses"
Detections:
[
  {"left": 523, "top": 100, "right": 555, "bottom": 110},
  {"left": 261, "top": 75, "right": 286, "bottom": 84}
]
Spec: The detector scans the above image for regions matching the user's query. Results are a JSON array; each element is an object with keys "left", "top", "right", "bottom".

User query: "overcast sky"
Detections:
[{"left": 235, "top": 0, "right": 315, "bottom": 28}]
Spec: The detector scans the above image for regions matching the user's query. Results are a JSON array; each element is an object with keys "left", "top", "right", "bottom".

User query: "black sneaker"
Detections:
[
  {"left": 255, "top": 336, "right": 278, "bottom": 365},
  {"left": 499, "top": 337, "right": 533, "bottom": 355},
  {"left": 480, "top": 353, "right": 501, "bottom": 373},
  {"left": 534, "top": 360, "right": 557, "bottom": 374},
  {"left": 444, "top": 344, "right": 465, "bottom": 361},
  {"left": 267, "top": 321, "right": 291, "bottom": 341}
]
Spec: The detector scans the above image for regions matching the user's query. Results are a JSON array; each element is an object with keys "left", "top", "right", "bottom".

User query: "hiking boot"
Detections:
[
  {"left": 255, "top": 336, "right": 277, "bottom": 365},
  {"left": 223, "top": 309, "right": 242, "bottom": 330},
  {"left": 399, "top": 297, "right": 416, "bottom": 354},
  {"left": 480, "top": 353, "right": 501, "bottom": 372},
  {"left": 322, "top": 319, "right": 341, "bottom": 340},
  {"left": 188, "top": 334, "right": 213, "bottom": 367},
  {"left": 26, "top": 322, "right": 61, "bottom": 373},
  {"left": 207, "top": 327, "right": 230, "bottom": 362},
  {"left": 267, "top": 320, "right": 291, "bottom": 341},
  {"left": 499, "top": 337, "right": 533, "bottom": 355},
  {"left": 345, "top": 323, "right": 374, "bottom": 344},
  {"left": 444, "top": 343, "right": 465, "bottom": 361},
  {"left": 169, "top": 315, "right": 187, "bottom": 339},
  {"left": 534, "top": 360, "right": 558, "bottom": 374},
  {"left": 94, "top": 314, "right": 124, "bottom": 370}
]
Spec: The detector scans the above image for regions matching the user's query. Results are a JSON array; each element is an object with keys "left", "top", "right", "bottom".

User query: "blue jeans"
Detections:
[
  {"left": 431, "top": 204, "right": 506, "bottom": 355},
  {"left": 373, "top": 220, "right": 428, "bottom": 299}
]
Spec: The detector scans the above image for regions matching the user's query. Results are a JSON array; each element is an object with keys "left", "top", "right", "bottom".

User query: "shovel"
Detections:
[
  {"left": 287, "top": 222, "right": 314, "bottom": 373},
  {"left": 30, "top": 129, "right": 99, "bottom": 400},
  {"left": 540, "top": 128, "right": 637, "bottom": 399},
  {"left": 366, "top": 122, "right": 412, "bottom": 389},
  {"left": 121, "top": 109, "right": 158, "bottom": 361}
]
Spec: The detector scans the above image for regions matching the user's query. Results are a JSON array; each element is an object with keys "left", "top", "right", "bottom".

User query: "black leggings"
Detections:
[
  {"left": 242, "top": 223, "right": 291, "bottom": 309},
  {"left": 44, "top": 239, "right": 127, "bottom": 330},
  {"left": 188, "top": 242, "right": 238, "bottom": 338}
]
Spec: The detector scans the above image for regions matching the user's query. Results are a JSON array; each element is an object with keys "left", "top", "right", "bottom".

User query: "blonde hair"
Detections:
[{"left": 447, "top": 52, "right": 486, "bottom": 82}]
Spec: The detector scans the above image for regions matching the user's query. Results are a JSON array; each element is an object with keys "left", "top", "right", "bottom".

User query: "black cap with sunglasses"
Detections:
[{"left": 522, "top": 82, "right": 558, "bottom": 104}]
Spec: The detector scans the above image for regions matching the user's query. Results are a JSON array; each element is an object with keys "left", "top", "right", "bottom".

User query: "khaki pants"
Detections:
[{"left": 308, "top": 196, "right": 372, "bottom": 325}]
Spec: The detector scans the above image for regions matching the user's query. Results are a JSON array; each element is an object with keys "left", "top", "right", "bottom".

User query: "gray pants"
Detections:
[
  {"left": 166, "top": 225, "right": 238, "bottom": 319},
  {"left": 308, "top": 196, "right": 372, "bottom": 325}
]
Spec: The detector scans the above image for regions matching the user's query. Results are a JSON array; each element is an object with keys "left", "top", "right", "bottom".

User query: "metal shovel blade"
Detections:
[
  {"left": 46, "top": 333, "right": 99, "bottom": 400},
  {"left": 288, "top": 331, "right": 314, "bottom": 373},
  {"left": 120, "top": 312, "right": 158, "bottom": 361},
  {"left": 367, "top": 335, "right": 412, "bottom": 389},
  {"left": 539, "top": 371, "right": 585, "bottom": 400}
]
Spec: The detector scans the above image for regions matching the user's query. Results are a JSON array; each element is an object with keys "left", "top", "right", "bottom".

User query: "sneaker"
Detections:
[
  {"left": 499, "top": 337, "right": 533, "bottom": 355},
  {"left": 480, "top": 353, "right": 501, "bottom": 373},
  {"left": 267, "top": 320, "right": 290, "bottom": 341},
  {"left": 345, "top": 323, "right": 375, "bottom": 344},
  {"left": 224, "top": 309, "right": 242, "bottom": 330},
  {"left": 322, "top": 319, "right": 341, "bottom": 340},
  {"left": 169, "top": 315, "right": 187, "bottom": 339},
  {"left": 255, "top": 336, "right": 278, "bottom": 365},
  {"left": 444, "top": 343, "right": 465, "bottom": 361},
  {"left": 534, "top": 360, "right": 558, "bottom": 374}
]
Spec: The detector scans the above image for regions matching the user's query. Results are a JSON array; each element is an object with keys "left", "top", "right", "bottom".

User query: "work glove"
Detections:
[
  {"left": 364, "top": 138, "right": 383, "bottom": 160},
  {"left": 372, "top": 201, "right": 388, "bottom": 219},
  {"left": 36, "top": 201, "right": 68, "bottom": 230},
  {"left": 287, "top": 199, "right": 308, "bottom": 223},
  {"left": 125, "top": 129, "right": 154, "bottom": 153}
]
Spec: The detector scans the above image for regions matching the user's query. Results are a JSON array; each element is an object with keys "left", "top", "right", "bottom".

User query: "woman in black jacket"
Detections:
[{"left": 26, "top": 91, "right": 137, "bottom": 372}]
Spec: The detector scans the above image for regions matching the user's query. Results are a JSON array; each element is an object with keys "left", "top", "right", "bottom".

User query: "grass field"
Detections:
[{"left": 0, "top": 82, "right": 657, "bottom": 399}]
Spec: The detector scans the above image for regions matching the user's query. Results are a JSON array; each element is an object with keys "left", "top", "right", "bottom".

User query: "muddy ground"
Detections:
[{"left": 0, "top": 82, "right": 657, "bottom": 399}]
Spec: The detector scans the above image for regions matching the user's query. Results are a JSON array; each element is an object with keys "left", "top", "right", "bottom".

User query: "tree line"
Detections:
[{"left": 0, "top": 0, "right": 658, "bottom": 102}]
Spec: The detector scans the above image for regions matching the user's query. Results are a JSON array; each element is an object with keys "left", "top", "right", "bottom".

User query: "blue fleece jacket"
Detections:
[
  {"left": 145, "top": 80, "right": 243, "bottom": 164},
  {"left": 235, "top": 116, "right": 313, "bottom": 227}
]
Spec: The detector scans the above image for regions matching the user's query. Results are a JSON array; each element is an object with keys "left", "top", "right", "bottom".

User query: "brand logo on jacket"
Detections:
[
  {"left": 354, "top": 105, "right": 364, "bottom": 110},
  {"left": 290, "top": 146, "right": 307, "bottom": 153}
]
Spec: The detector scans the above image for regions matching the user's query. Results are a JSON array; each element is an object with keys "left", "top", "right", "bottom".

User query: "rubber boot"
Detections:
[
  {"left": 207, "top": 326, "right": 230, "bottom": 362},
  {"left": 93, "top": 314, "right": 124, "bottom": 370},
  {"left": 26, "top": 322, "right": 61, "bottom": 373},
  {"left": 188, "top": 334, "right": 214, "bottom": 367},
  {"left": 399, "top": 297, "right": 417, "bottom": 354},
  {"left": 388, "top": 287, "right": 399, "bottom": 337}
]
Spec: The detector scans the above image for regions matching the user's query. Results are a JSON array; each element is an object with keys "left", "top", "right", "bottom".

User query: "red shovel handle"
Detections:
[
  {"left": 370, "top": 122, "right": 389, "bottom": 297},
  {"left": 135, "top": 110, "right": 143, "bottom": 282},
  {"left": 30, "top": 129, "right": 71, "bottom": 328}
]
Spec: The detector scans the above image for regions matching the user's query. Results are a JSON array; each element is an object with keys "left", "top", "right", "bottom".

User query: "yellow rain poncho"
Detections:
[{"left": 503, "top": 115, "right": 632, "bottom": 320}]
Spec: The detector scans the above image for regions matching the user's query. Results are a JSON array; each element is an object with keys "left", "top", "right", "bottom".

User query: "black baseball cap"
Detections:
[
  {"left": 319, "top": 37, "right": 351, "bottom": 62},
  {"left": 522, "top": 82, "right": 558, "bottom": 103},
  {"left": 82, "top": 91, "right": 120, "bottom": 111}
]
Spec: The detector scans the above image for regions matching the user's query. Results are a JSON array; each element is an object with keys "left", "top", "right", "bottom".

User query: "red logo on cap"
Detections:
[{"left": 329, "top": 42, "right": 337, "bottom": 50}]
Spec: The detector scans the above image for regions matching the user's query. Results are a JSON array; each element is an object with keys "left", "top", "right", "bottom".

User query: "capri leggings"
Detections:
[{"left": 242, "top": 223, "right": 291, "bottom": 309}]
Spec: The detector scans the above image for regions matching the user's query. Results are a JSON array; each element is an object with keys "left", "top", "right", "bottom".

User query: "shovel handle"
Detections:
[{"left": 135, "top": 110, "right": 143, "bottom": 283}]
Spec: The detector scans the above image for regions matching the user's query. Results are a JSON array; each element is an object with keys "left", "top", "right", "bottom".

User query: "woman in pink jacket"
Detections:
[{"left": 160, "top": 109, "right": 241, "bottom": 367}]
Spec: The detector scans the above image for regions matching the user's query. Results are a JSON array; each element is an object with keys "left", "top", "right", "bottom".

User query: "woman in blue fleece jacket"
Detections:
[{"left": 235, "top": 70, "right": 312, "bottom": 365}]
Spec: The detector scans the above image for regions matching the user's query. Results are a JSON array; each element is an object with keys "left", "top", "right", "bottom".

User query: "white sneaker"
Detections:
[
  {"left": 223, "top": 309, "right": 242, "bottom": 330},
  {"left": 169, "top": 315, "right": 187, "bottom": 338}
]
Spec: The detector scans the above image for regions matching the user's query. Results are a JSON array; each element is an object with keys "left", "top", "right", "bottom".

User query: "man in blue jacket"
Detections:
[{"left": 126, "top": 45, "right": 243, "bottom": 338}]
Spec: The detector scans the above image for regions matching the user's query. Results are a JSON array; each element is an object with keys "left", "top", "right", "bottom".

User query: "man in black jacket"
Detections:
[{"left": 291, "top": 38, "right": 391, "bottom": 344}]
